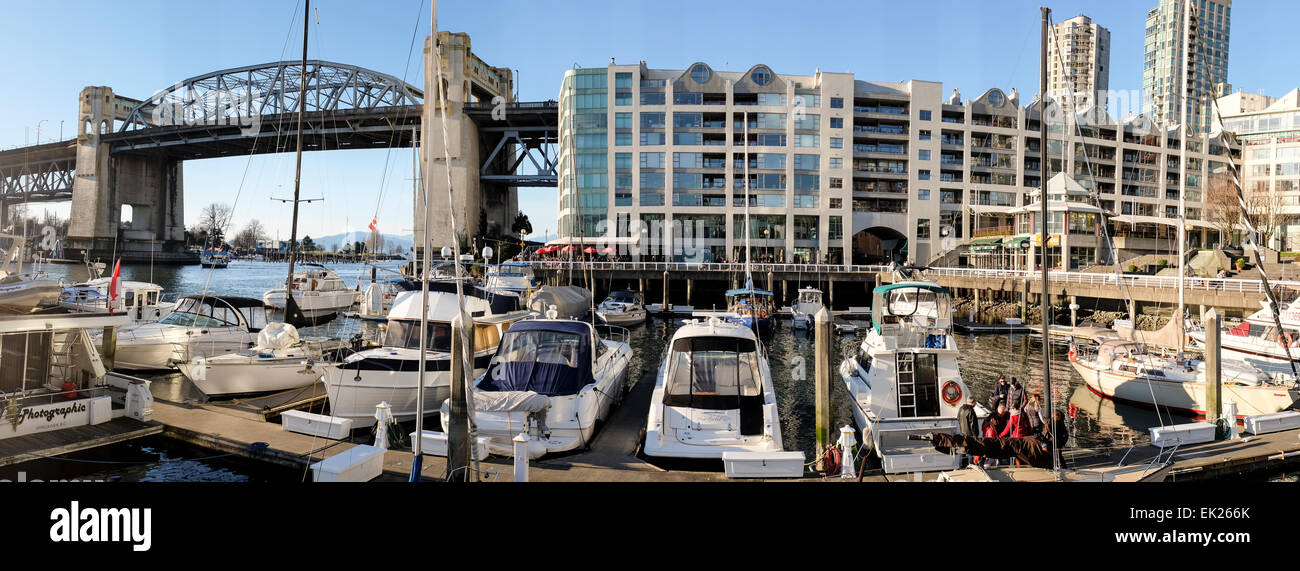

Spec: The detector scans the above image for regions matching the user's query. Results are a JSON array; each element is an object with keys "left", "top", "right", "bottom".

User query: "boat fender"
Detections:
[
  {"left": 941, "top": 381, "right": 962, "bottom": 406},
  {"left": 1068, "top": 347, "right": 1077, "bottom": 362},
  {"left": 61, "top": 381, "right": 80, "bottom": 400}
]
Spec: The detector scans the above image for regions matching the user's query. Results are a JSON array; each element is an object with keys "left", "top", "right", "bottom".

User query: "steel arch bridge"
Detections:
[{"left": 119, "top": 60, "right": 424, "bottom": 133}]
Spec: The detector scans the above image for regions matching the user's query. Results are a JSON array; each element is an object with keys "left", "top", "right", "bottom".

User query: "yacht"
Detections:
[
  {"left": 200, "top": 251, "right": 231, "bottom": 268},
  {"left": 321, "top": 282, "right": 530, "bottom": 428},
  {"left": 58, "top": 278, "right": 175, "bottom": 323},
  {"left": 175, "top": 322, "right": 344, "bottom": 398},
  {"left": 789, "top": 286, "right": 824, "bottom": 330},
  {"left": 0, "top": 234, "right": 61, "bottom": 312},
  {"left": 1068, "top": 337, "right": 1299, "bottom": 419},
  {"left": 107, "top": 295, "right": 268, "bottom": 370},
  {"left": 839, "top": 279, "right": 980, "bottom": 474},
  {"left": 722, "top": 281, "right": 775, "bottom": 334},
  {"left": 263, "top": 263, "right": 360, "bottom": 320},
  {"left": 483, "top": 262, "right": 538, "bottom": 298},
  {"left": 445, "top": 317, "right": 632, "bottom": 458},
  {"left": 595, "top": 290, "right": 646, "bottom": 326},
  {"left": 1188, "top": 303, "right": 1300, "bottom": 378},
  {"left": 642, "top": 317, "right": 794, "bottom": 462}
]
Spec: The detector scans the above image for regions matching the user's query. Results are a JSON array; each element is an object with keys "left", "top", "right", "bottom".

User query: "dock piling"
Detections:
[
  {"left": 662, "top": 271, "right": 669, "bottom": 308},
  {"left": 513, "top": 433, "right": 530, "bottom": 482},
  {"left": 814, "top": 307, "right": 832, "bottom": 471},
  {"left": 1205, "top": 308, "right": 1222, "bottom": 424}
]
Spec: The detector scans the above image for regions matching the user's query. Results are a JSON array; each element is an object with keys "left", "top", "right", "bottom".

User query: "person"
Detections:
[
  {"left": 1046, "top": 409, "right": 1070, "bottom": 468},
  {"left": 1024, "top": 393, "right": 1044, "bottom": 435},
  {"left": 979, "top": 404, "right": 1008, "bottom": 466},
  {"left": 957, "top": 396, "right": 979, "bottom": 438},
  {"left": 999, "top": 407, "right": 1031, "bottom": 439},
  {"left": 1007, "top": 377, "right": 1025, "bottom": 411},
  {"left": 988, "top": 375, "right": 1009, "bottom": 411}
]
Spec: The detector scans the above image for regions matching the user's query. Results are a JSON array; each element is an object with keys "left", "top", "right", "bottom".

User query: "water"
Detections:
[{"left": 2, "top": 435, "right": 301, "bottom": 482}]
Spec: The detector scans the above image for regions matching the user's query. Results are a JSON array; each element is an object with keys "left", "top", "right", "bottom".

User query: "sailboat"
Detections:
[{"left": 0, "top": 233, "right": 61, "bottom": 312}]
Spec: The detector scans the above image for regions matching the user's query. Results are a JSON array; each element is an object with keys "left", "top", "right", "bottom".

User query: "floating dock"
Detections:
[
  {"left": 0, "top": 417, "right": 163, "bottom": 468},
  {"left": 953, "top": 319, "right": 1035, "bottom": 334}
]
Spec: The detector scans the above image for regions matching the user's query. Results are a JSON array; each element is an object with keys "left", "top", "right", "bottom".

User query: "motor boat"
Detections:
[
  {"left": 0, "top": 233, "right": 60, "bottom": 312},
  {"left": 263, "top": 263, "right": 360, "bottom": 320},
  {"left": 789, "top": 286, "right": 824, "bottom": 330},
  {"left": 1188, "top": 302, "right": 1300, "bottom": 378},
  {"left": 1068, "top": 337, "right": 1299, "bottom": 419},
  {"left": 106, "top": 295, "right": 269, "bottom": 370},
  {"left": 483, "top": 262, "right": 538, "bottom": 298},
  {"left": 357, "top": 278, "right": 409, "bottom": 319},
  {"left": 321, "top": 281, "right": 531, "bottom": 428},
  {"left": 596, "top": 290, "right": 646, "bottom": 326},
  {"left": 444, "top": 317, "right": 632, "bottom": 458},
  {"left": 722, "top": 281, "right": 774, "bottom": 334},
  {"left": 175, "top": 322, "right": 343, "bottom": 398},
  {"left": 200, "top": 251, "right": 230, "bottom": 268},
  {"left": 643, "top": 317, "right": 799, "bottom": 465},
  {"left": 58, "top": 278, "right": 175, "bottom": 323},
  {"left": 839, "top": 278, "right": 981, "bottom": 474}
]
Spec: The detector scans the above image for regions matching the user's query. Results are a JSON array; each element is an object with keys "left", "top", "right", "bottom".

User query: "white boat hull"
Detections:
[
  {"left": 1072, "top": 359, "right": 1300, "bottom": 418},
  {"left": 177, "top": 352, "right": 324, "bottom": 397},
  {"left": 264, "top": 289, "right": 359, "bottom": 317},
  {"left": 0, "top": 279, "right": 61, "bottom": 310},
  {"left": 597, "top": 308, "right": 645, "bottom": 326},
  {"left": 322, "top": 349, "right": 493, "bottom": 428}
]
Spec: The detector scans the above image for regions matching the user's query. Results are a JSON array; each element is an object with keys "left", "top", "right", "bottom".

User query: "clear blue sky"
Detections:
[{"left": 2, "top": 0, "right": 1295, "bottom": 241}]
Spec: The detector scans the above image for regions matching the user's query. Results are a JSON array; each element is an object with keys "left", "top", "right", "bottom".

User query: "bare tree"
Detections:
[
  {"left": 366, "top": 228, "right": 386, "bottom": 255},
  {"left": 232, "top": 219, "right": 266, "bottom": 252},
  {"left": 1244, "top": 190, "right": 1297, "bottom": 251},
  {"left": 198, "top": 203, "right": 233, "bottom": 248},
  {"left": 1205, "top": 174, "right": 1241, "bottom": 247}
]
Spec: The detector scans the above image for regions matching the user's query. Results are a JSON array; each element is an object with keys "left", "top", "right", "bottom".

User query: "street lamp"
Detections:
[{"left": 35, "top": 120, "right": 47, "bottom": 145}]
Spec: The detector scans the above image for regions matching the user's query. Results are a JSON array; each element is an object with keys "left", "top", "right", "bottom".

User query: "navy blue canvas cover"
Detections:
[{"left": 478, "top": 320, "right": 594, "bottom": 396}]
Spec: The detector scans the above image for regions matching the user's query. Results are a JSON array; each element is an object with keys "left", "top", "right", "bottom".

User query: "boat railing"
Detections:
[
  {"left": 595, "top": 324, "right": 631, "bottom": 345},
  {"left": 1, "top": 385, "right": 112, "bottom": 408}
]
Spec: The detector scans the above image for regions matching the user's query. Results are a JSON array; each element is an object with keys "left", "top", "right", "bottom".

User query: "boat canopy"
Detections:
[
  {"left": 478, "top": 320, "right": 594, "bottom": 396},
  {"left": 725, "top": 287, "right": 774, "bottom": 297},
  {"left": 161, "top": 296, "right": 266, "bottom": 330},
  {"left": 663, "top": 336, "right": 762, "bottom": 410},
  {"left": 873, "top": 283, "right": 950, "bottom": 296},
  {"left": 391, "top": 279, "right": 523, "bottom": 315}
]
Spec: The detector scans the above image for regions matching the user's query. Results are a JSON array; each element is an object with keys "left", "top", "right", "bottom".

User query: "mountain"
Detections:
[{"left": 309, "top": 231, "right": 414, "bottom": 253}]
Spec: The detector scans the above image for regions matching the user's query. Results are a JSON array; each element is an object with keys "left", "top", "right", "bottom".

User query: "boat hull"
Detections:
[
  {"left": 322, "top": 351, "right": 492, "bottom": 428},
  {"left": 1072, "top": 359, "right": 1300, "bottom": 418},
  {"left": 177, "top": 355, "right": 323, "bottom": 397}
]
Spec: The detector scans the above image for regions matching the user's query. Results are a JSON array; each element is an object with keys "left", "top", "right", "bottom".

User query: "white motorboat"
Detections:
[
  {"left": 0, "top": 233, "right": 60, "bottom": 312},
  {"left": 1188, "top": 302, "right": 1300, "bottom": 378},
  {"left": 839, "top": 278, "right": 980, "bottom": 474},
  {"left": 263, "top": 263, "right": 360, "bottom": 319},
  {"left": 643, "top": 317, "right": 796, "bottom": 462},
  {"left": 321, "top": 282, "right": 531, "bottom": 428},
  {"left": 483, "top": 262, "right": 538, "bottom": 298},
  {"left": 445, "top": 317, "right": 632, "bottom": 458},
  {"left": 358, "top": 278, "right": 408, "bottom": 319},
  {"left": 596, "top": 290, "right": 646, "bottom": 326},
  {"left": 175, "top": 322, "right": 342, "bottom": 398},
  {"left": 1068, "top": 337, "right": 1299, "bottom": 419},
  {"left": 200, "top": 251, "right": 230, "bottom": 268},
  {"left": 58, "top": 278, "right": 175, "bottom": 323},
  {"left": 789, "top": 286, "right": 824, "bottom": 330},
  {"left": 107, "top": 295, "right": 268, "bottom": 370}
]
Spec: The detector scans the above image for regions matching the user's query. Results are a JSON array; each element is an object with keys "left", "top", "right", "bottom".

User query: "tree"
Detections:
[
  {"left": 511, "top": 212, "right": 533, "bottom": 238},
  {"left": 198, "top": 203, "right": 233, "bottom": 248},
  {"left": 300, "top": 235, "right": 317, "bottom": 252},
  {"left": 366, "top": 228, "right": 385, "bottom": 254},
  {"left": 1205, "top": 174, "right": 1241, "bottom": 247},
  {"left": 232, "top": 219, "right": 266, "bottom": 252},
  {"left": 1244, "top": 190, "right": 1297, "bottom": 251}
]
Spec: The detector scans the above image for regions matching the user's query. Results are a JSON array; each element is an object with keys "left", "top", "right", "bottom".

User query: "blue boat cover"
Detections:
[{"left": 478, "top": 320, "right": 594, "bottom": 397}]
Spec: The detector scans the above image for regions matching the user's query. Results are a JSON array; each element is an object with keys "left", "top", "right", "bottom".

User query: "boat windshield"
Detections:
[
  {"left": 799, "top": 291, "right": 821, "bottom": 304},
  {"left": 384, "top": 319, "right": 452, "bottom": 352},
  {"left": 159, "top": 298, "right": 243, "bottom": 327},
  {"left": 607, "top": 291, "right": 637, "bottom": 304},
  {"left": 884, "top": 288, "right": 948, "bottom": 318},
  {"left": 496, "top": 330, "right": 583, "bottom": 367},
  {"left": 664, "top": 337, "right": 762, "bottom": 408}
]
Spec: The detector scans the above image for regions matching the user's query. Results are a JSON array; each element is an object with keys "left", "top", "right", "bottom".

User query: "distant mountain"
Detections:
[{"left": 309, "top": 231, "right": 414, "bottom": 253}]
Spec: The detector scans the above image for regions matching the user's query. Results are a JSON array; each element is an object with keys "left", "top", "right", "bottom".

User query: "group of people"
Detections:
[{"left": 953, "top": 374, "right": 1069, "bottom": 468}]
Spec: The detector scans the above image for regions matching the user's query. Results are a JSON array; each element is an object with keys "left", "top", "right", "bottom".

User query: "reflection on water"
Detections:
[{"left": 2, "top": 435, "right": 301, "bottom": 482}]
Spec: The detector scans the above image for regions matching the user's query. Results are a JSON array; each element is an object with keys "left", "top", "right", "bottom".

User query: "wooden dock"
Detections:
[
  {"left": 953, "top": 319, "right": 1035, "bottom": 334},
  {"left": 0, "top": 418, "right": 164, "bottom": 468}
]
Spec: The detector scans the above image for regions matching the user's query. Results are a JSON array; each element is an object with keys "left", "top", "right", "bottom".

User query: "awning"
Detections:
[
  {"left": 1006, "top": 237, "right": 1031, "bottom": 249},
  {"left": 968, "top": 237, "right": 1004, "bottom": 251},
  {"left": 1109, "top": 214, "right": 1217, "bottom": 229}
]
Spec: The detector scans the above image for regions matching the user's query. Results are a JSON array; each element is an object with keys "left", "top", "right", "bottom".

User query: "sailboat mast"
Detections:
[
  {"left": 1039, "top": 6, "right": 1058, "bottom": 476},
  {"left": 285, "top": 0, "right": 309, "bottom": 312},
  {"left": 743, "top": 110, "right": 751, "bottom": 282},
  {"left": 1176, "top": 0, "right": 1191, "bottom": 362}
]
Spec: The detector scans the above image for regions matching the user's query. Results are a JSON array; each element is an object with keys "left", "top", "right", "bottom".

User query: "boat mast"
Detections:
[
  {"left": 283, "top": 0, "right": 310, "bottom": 327},
  {"left": 1177, "top": 0, "right": 1191, "bottom": 362},
  {"left": 1039, "top": 6, "right": 1059, "bottom": 476}
]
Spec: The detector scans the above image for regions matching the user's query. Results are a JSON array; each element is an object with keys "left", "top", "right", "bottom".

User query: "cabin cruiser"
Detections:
[
  {"left": 0, "top": 234, "right": 61, "bottom": 312},
  {"left": 58, "top": 278, "right": 175, "bottom": 323},
  {"left": 596, "top": 290, "right": 646, "bottom": 326},
  {"left": 483, "top": 262, "right": 538, "bottom": 298},
  {"left": 106, "top": 295, "right": 268, "bottom": 370},
  {"left": 643, "top": 317, "right": 798, "bottom": 465},
  {"left": 839, "top": 280, "right": 980, "bottom": 473},
  {"left": 263, "top": 263, "right": 360, "bottom": 319},
  {"left": 175, "top": 322, "right": 344, "bottom": 398},
  {"left": 444, "top": 317, "right": 632, "bottom": 458},
  {"left": 200, "top": 251, "right": 230, "bottom": 268},
  {"left": 1068, "top": 337, "right": 1299, "bottom": 418},
  {"left": 789, "top": 286, "right": 824, "bottom": 330},
  {"left": 1188, "top": 302, "right": 1300, "bottom": 378},
  {"left": 723, "top": 281, "right": 774, "bottom": 334},
  {"left": 321, "top": 282, "right": 530, "bottom": 428}
]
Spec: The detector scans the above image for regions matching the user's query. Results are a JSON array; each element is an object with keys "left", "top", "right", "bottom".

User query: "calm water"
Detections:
[{"left": 28, "top": 260, "right": 1188, "bottom": 479}]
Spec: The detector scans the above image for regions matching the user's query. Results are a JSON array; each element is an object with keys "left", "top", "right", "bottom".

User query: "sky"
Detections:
[{"left": 2, "top": 0, "right": 1296, "bottom": 241}]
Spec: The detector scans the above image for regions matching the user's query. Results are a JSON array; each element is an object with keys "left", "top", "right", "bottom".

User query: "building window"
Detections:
[
  {"left": 829, "top": 177, "right": 843, "bottom": 189},
  {"left": 918, "top": 169, "right": 931, "bottom": 180},
  {"left": 615, "top": 73, "right": 633, "bottom": 89},
  {"left": 640, "top": 132, "right": 665, "bottom": 145},
  {"left": 640, "top": 92, "right": 666, "bottom": 106},
  {"left": 615, "top": 113, "right": 631, "bottom": 129},
  {"left": 829, "top": 216, "right": 843, "bottom": 240},
  {"left": 919, "top": 129, "right": 931, "bottom": 140},
  {"left": 918, "top": 150, "right": 931, "bottom": 161},
  {"left": 615, "top": 91, "right": 632, "bottom": 106},
  {"left": 918, "top": 189, "right": 930, "bottom": 200},
  {"left": 829, "top": 198, "right": 842, "bottom": 209},
  {"left": 829, "top": 117, "right": 843, "bottom": 129},
  {"left": 690, "top": 64, "right": 711, "bottom": 83},
  {"left": 615, "top": 153, "right": 632, "bottom": 169},
  {"left": 615, "top": 132, "right": 632, "bottom": 146},
  {"left": 830, "top": 137, "right": 843, "bottom": 149},
  {"left": 793, "top": 154, "right": 819, "bottom": 170},
  {"left": 830, "top": 97, "right": 844, "bottom": 109},
  {"left": 919, "top": 110, "right": 932, "bottom": 121},
  {"left": 640, "top": 112, "right": 666, "bottom": 128},
  {"left": 917, "top": 219, "right": 931, "bottom": 239},
  {"left": 640, "top": 152, "right": 666, "bottom": 168},
  {"left": 829, "top": 157, "right": 843, "bottom": 169},
  {"left": 750, "top": 68, "right": 772, "bottom": 86}
]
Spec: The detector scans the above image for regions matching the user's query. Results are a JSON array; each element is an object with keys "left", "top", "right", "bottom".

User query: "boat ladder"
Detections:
[{"left": 897, "top": 352, "right": 917, "bottom": 417}]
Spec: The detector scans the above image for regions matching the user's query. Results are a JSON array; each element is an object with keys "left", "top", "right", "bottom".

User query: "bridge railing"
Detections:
[{"left": 522, "top": 260, "right": 1300, "bottom": 294}]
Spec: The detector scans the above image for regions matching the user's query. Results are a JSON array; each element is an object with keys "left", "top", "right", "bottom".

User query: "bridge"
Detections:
[
  {"left": 523, "top": 261, "right": 1292, "bottom": 318},
  {"left": 0, "top": 32, "right": 558, "bottom": 263}
]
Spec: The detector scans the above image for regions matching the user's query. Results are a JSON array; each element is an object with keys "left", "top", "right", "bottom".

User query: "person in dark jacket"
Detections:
[
  {"left": 1007, "top": 377, "right": 1025, "bottom": 410},
  {"left": 957, "top": 396, "right": 980, "bottom": 437},
  {"left": 1023, "top": 393, "right": 1044, "bottom": 435},
  {"left": 988, "top": 375, "right": 1009, "bottom": 411}
]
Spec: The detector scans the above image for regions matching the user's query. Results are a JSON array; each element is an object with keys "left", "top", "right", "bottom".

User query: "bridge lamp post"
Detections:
[{"left": 35, "top": 120, "right": 47, "bottom": 145}]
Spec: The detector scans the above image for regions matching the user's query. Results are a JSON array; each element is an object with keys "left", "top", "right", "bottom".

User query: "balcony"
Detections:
[
  {"left": 853, "top": 125, "right": 909, "bottom": 138},
  {"left": 853, "top": 143, "right": 907, "bottom": 156}
]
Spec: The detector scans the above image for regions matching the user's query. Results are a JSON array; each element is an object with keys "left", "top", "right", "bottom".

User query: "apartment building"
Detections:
[
  {"left": 1048, "top": 15, "right": 1111, "bottom": 111},
  {"left": 1143, "top": 0, "right": 1232, "bottom": 134},
  {"left": 557, "top": 62, "right": 1234, "bottom": 270},
  {"left": 1219, "top": 89, "right": 1300, "bottom": 250}
]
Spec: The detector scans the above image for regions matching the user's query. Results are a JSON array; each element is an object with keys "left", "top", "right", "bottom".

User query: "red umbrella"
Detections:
[
  {"left": 561, "top": 245, "right": 579, "bottom": 252},
  {"left": 601, "top": 247, "right": 617, "bottom": 254},
  {"left": 583, "top": 247, "right": 599, "bottom": 254},
  {"left": 537, "top": 246, "right": 554, "bottom": 254}
]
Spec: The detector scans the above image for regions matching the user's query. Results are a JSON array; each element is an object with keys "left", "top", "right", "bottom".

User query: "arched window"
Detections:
[
  {"left": 750, "top": 67, "right": 772, "bottom": 86},
  {"left": 690, "top": 64, "right": 711, "bottom": 84}
]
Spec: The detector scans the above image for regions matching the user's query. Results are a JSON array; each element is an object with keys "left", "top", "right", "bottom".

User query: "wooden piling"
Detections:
[
  {"left": 662, "top": 271, "right": 669, "bottom": 308},
  {"left": 814, "top": 307, "right": 832, "bottom": 471},
  {"left": 1205, "top": 308, "right": 1222, "bottom": 422}
]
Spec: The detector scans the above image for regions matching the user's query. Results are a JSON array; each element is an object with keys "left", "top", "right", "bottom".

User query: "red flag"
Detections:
[
  {"left": 108, "top": 259, "right": 121, "bottom": 313},
  {"left": 368, "top": 217, "right": 377, "bottom": 231}
]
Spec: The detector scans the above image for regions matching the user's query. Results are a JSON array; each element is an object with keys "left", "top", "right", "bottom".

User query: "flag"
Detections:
[
  {"left": 368, "top": 217, "right": 377, "bottom": 231},
  {"left": 108, "top": 259, "right": 121, "bottom": 313}
]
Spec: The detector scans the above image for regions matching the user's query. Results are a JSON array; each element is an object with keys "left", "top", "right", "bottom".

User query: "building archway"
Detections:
[{"left": 852, "top": 226, "right": 907, "bottom": 265}]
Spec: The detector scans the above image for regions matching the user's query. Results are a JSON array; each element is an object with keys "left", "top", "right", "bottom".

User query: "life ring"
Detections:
[
  {"left": 941, "top": 381, "right": 962, "bottom": 406},
  {"left": 1068, "top": 347, "right": 1078, "bottom": 362},
  {"left": 1279, "top": 332, "right": 1294, "bottom": 349}
]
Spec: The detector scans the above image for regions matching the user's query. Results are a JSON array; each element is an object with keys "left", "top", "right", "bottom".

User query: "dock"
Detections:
[
  {"left": 953, "top": 319, "right": 1035, "bottom": 334},
  {"left": 0, "top": 417, "right": 164, "bottom": 468}
]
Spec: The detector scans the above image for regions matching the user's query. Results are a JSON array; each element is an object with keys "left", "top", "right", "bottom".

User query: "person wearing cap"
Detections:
[{"left": 957, "top": 395, "right": 980, "bottom": 438}]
